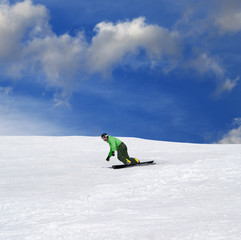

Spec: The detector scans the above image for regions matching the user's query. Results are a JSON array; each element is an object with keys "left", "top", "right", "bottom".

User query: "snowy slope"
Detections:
[{"left": 0, "top": 136, "right": 241, "bottom": 240}]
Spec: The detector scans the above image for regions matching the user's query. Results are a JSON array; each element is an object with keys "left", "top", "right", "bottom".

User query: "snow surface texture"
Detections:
[{"left": 0, "top": 136, "right": 241, "bottom": 240}]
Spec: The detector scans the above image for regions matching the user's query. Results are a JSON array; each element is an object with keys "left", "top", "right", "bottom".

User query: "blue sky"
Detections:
[{"left": 0, "top": 0, "right": 241, "bottom": 143}]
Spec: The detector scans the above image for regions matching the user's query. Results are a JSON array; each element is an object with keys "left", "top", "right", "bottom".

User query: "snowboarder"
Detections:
[{"left": 101, "top": 133, "right": 140, "bottom": 165}]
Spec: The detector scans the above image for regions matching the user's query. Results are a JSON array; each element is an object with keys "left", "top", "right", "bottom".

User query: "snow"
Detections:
[{"left": 0, "top": 136, "right": 241, "bottom": 240}]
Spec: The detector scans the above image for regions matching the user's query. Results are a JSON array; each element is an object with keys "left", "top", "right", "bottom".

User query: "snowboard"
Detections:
[{"left": 112, "top": 160, "right": 155, "bottom": 169}]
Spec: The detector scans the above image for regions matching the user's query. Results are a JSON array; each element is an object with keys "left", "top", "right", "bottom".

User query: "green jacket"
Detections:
[{"left": 107, "top": 136, "right": 122, "bottom": 157}]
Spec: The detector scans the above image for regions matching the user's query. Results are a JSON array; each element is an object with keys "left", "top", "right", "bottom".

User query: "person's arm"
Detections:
[{"left": 107, "top": 136, "right": 116, "bottom": 157}]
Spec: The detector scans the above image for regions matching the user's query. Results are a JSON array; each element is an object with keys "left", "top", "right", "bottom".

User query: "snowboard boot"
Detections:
[
  {"left": 125, "top": 159, "right": 132, "bottom": 165},
  {"left": 128, "top": 158, "right": 140, "bottom": 165},
  {"left": 134, "top": 158, "right": 140, "bottom": 164}
]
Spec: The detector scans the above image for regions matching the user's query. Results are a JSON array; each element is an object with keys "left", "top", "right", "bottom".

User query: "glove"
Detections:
[
  {"left": 106, "top": 156, "right": 110, "bottom": 161},
  {"left": 112, "top": 151, "right": 115, "bottom": 156}
]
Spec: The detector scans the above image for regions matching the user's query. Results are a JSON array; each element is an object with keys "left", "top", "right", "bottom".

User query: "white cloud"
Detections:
[
  {"left": 188, "top": 53, "right": 239, "bottom": 94},
  {"left": 0, "top": 1, "right": 182, "bottom": 95},
  {"left": 173, "top": 1, "right": 241, "bottom": 94},
  {"left": 0, "top": 0, "right": 89, "bottom": 95},
  {"left": 0, "top": 110, "right": 61, "bottom": 135},
  {"left": 0, "top": 0, "right": 239, "bottom": 98},
  {"left": 0, "top": 85, "right": 12, "bottom": 95},
  {"left": 217, "top": 118, "right": 241, "bottom": 144},
  {"left": 190, "top": 53, "right": 224, "bottom": 76},
  {"left": 0, "top": 0, "right": 50, "bottom": 63},
  {"left": 175, "top": 0, "right": 241, "bottom": 34},
  {"left": 218, "top": 127, "right": 241, "bottom": 144},
  {"left": 0, "top": 1, "right": 181, "bottom": 94},
  {"left": 87, "top": 17, "right": 181, "bottom": 73},
  {"left": 215, "top": 77, "right": 240, "bottom": 95},
  {"left": 214, "top": 0, "right": 241, "bottom": 33},
  {"left": 216, "top": 12, "right": 241, "bottom": 33},
  {"left": 0, "top": 91, "right": 64, "bottom": 135},
  {"left": 22, "top": 33, "right": 87, "bottom": 92}
]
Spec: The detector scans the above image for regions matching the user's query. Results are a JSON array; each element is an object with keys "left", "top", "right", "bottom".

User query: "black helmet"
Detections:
[{"left": 101, "top": 133, "right": 108, "bottom": 138}]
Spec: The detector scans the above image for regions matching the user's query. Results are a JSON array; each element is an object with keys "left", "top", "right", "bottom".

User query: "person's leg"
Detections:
[
  {"left": 117, "top": 143, "right": 140, "bottom": 165},
  {"left": 117, "top": 143, "right": 131, "bottom": 165}
]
